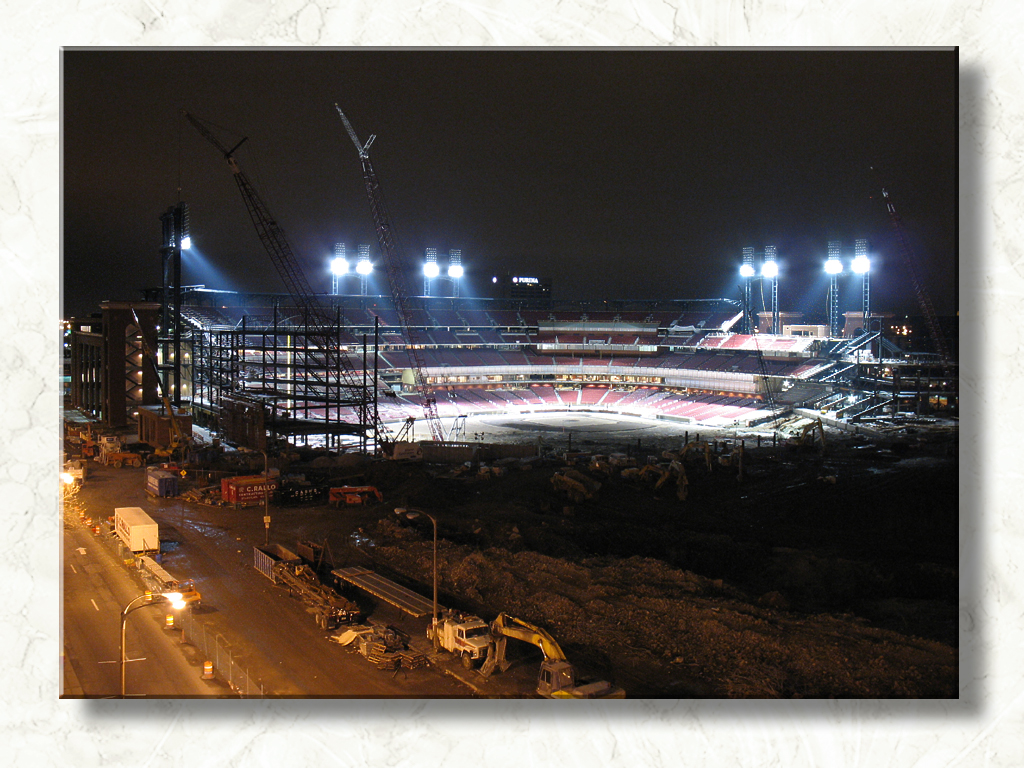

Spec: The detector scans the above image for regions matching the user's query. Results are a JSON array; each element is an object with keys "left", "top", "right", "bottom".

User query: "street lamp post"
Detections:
[
  {"left": 261, "top": 450, "right": 271, "bottom": 546},
  {"left": 395, "top": 507, "right": 438, "bottom": 651},
  {"left": 120, "top": 591, "right": 185, "bottom": 698}
]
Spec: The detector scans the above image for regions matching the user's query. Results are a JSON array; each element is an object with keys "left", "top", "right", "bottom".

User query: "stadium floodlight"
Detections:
[
  {"left": 761, "top": 260, "right": 778, "bottom": 279},
  {"left": 448, "top": 249, "right": 463, "bottom": 297},
  {"left": 852, "top": 254, "right": 870, "bottom": 274},
  {"left": 180, "top": 235, "right": 191, "bottom": 251},
  {"left": 824, "top": 257, "right": 843, "bottom": 275},
  {"left": 331, "top": 257, "right": 349, "bottom": 276},
  {"left": 356, "top": 258, "right": 373, "bottom": 275},
  {"left": 423, "top": 261, "right": 440, "bottom": 278},
  {"left": 739, "top": 263, "right": 755, "bottom": 278}
]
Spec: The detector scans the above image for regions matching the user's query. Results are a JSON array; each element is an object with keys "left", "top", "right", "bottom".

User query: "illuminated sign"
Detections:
[{"left": 512, "top": 276, "right": 539, "bottom": 284}]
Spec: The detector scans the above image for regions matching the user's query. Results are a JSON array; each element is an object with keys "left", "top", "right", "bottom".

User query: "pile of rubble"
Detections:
[{"left": 359, "top": 519, "right": 957, "bottom": 698}]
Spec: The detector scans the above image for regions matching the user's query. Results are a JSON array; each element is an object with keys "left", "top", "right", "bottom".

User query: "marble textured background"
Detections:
[{"left": 2, "top": 2, "right": 1014, "bottom": 765}]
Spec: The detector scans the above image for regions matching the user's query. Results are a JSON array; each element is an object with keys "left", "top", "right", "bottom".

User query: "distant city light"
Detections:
[
  {"left": 739, "top": 264, "right": 755, "bottom": 278},
  {"left": 761, "top": 260, "right": 778, "bottom": 279},
  {"left": 330, "top": 257, "right": 349, "bottom": 276},
  {"left": 852, "top": 255, "right": 871, "bottom": 274},
  {"left": 824, "top": 257, "right": 843, "bottom": 275}
]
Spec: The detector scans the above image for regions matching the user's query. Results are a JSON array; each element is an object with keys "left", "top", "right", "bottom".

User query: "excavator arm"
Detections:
[{"left": 490, "top": 613, "right": 567, "bottom": 661}]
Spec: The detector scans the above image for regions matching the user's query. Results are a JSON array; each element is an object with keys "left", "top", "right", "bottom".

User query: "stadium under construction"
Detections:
[{"left": 66, "top": 283, "right": 957, "bottom": 455}]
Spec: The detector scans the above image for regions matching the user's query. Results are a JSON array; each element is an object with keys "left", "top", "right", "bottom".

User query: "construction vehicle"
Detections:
[
  {"left": 550, "top": 468, "right": 601, "bottom": 503},
  {"left": 276, "top": 561, "right": 362, "bottom": 630},
  {"left": 101, "top": 451, "right": 144, "bottom": 469},
  {"left": 328, "top": 485, "right": 383, "bottom": 507},
  {"left": 427, "top": 610, "right": 494, "bottom": 669},
  {"left": 253, "top": 544, "right": 360, "bottom": 629},
  {"left": 138, "top": 556, "right": 202, "bottom": 607},
  {"left": 483, "top": 613, "right": 625, "bottom": 699},
  {"left": 787, "top": 418, "right": 827, "bottom": 453}
]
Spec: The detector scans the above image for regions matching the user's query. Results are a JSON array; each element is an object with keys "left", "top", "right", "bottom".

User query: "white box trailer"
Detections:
[{"left": 114, "top": 506, "right": 159, "bottom": 553}]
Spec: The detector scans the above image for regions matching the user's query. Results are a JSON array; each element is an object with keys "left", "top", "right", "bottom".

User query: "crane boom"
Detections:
[
  {"left": 334, "top": 105, "right": 446, "bottom": 442},
  {"left": 182, "top": 110, "right": 391, "bottom": 452},
  {"left": 880, "top": 186, "right": 951, "bottom": 363}
]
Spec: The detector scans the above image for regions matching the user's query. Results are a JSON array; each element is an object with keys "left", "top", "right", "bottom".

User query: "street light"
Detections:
[
  {"left": 261, "top": 450, "right": 271, "bottom": 546},
  {"left": 120, "top": 591, "right": 185, "bottom": 698},
  {"left": 395, "top": 507, "right": 438, "bottom": 651}
]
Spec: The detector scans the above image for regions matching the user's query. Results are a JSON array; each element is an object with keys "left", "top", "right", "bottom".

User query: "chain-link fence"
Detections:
[
  {"left": 177, "top": 608, "right": 264, "bottom": 698},
  {"left": 79, "top": 514, "right": 267, "bottom": 698}
]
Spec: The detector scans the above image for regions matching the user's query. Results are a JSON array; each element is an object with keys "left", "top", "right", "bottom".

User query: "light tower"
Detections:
[
  {"left": 739, "top": 247, "right": 755, "bottom": 333},
  {"left": 159, "top": 202, "right": 189, "bottom": 407},
  {"left": 423, "top": 247, "right": 439, "bottom": 296},
  {"left": 330, "top": 243, "right": 348, "bottom": 295},
  {"left": 447, "top": 249, "right": 463, "bottom": 297},
  {"left": 356, "top": 244, "right": 373, "bottom": 295},
  {"left": 852, "top": 238, "right": 871, "bottom": 331},
  {"left": 762, "top": 245, "right": 779, "bottom": 334},
  {"left": 825, "top": 240, "right": 844, "bottom": 337}
]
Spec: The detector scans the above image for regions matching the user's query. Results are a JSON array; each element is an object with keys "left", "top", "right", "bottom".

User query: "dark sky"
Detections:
[{"left": 62, "top": 48, "right": 958, "bottom": 321}]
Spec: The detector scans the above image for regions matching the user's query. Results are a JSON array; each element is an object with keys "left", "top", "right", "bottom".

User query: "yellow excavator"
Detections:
[
  {"left": 481, "top": 613, "right": 625, "bottom": 698},
  {"left": 787, "top": 417, "right": 827, "bottom": 454}
]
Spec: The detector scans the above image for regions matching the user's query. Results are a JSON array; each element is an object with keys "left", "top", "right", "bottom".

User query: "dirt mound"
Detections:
[{"left": 360, "top": 519, "right": 957, "bottom": 698}]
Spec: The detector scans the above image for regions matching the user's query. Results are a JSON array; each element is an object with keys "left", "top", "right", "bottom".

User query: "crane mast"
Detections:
[
  {"left": 182, "top": 110, "right": 391, "bottom": 453},
  {"left": 879, "top": 184, "right": 951, "bottom": 364},
  {"left": 335, "top": 104, "right": 446, "bottom": 443}
]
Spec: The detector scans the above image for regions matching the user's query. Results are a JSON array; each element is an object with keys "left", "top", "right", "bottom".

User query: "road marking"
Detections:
[
  {"left": 90, "top": 599, "right": 99, "bottom": 611},
  {"left": 99, "top": 658, "right": 148, "bottom": 664},
  {"left": 77, "top": 548, "right": 87, "bottom": 555},
  {"left": 70, "top": 564, "right": 77, "bottom": 574}
]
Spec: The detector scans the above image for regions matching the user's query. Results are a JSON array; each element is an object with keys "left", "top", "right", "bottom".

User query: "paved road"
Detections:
[
  {"left": 63, "top": 462, "right": 498, "bottom": 697},
  {"left": 62, "top": 516, "right": 223, "bottom": 697}
]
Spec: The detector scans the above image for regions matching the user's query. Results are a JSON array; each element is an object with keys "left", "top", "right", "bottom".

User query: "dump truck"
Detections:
[
  {"left": 428, "top": 610, "right": 494, "bottom": 669},
  {"left": 114, "top": 507, "right": 159, "bottom": 553},
  {"left": 482, "top": 613, "right": 625, "bottom": 698}
]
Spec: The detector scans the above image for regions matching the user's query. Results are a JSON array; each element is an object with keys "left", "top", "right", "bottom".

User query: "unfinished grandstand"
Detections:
[{"left": 143, "top": 287, "right": 955, "bottom": 453}]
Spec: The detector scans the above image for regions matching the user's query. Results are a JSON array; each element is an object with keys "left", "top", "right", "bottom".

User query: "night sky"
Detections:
[{"left": 62, "top": 48, "right": 958, "bottom": 321}]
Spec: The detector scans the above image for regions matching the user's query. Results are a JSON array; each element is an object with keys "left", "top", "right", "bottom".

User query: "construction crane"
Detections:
[
  {"left": 182, "top": 110, "right": 390, "bottom": 453},
  {"left": 334, "top": 105, "right": 446, "bottom": 443},
  {"left": 874, "top": 172, "right": 951, "bottom": 364}
]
